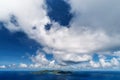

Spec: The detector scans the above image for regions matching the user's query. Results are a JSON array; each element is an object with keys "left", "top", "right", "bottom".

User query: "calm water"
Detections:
[{"left": 0, "top": 71, "right": 120, "bottom": 80}]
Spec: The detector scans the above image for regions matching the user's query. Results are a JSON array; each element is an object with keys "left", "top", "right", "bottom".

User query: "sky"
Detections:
[{"left": 0, "top": 0, "right": 120, "bottom": 70}]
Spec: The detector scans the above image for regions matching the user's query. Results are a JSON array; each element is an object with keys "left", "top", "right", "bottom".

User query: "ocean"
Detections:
[{"left": 0, "top": 71, "right": 120, "bottom": 80}]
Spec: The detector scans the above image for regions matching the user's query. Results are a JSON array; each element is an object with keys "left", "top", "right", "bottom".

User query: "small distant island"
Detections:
[{"left": 32, "top": 70, "right": 72, "bottom": 75}]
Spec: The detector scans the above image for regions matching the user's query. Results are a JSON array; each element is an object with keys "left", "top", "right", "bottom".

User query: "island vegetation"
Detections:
[{"left": 32, "top": 70, "right": 72, "bottom": 75}]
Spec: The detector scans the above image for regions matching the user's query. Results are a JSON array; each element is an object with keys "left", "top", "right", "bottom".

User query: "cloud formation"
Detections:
[
  {"left": 19, "top": 63, "right": 28, "bottom": 68},
  {"left": 1, "top": 0, "right": 120, "bottom": 69},
  {"left": 30, "top": 50, "right": 63, "bottom": 69},
  {"left": 0, "top": 0, "right": 50, "bottom": 32},
  {"left": 90, "top": 55, "right": 120, "bottom": 69},
  {"left": 0, "top": 65, "right": 6, "bottom": 69}
]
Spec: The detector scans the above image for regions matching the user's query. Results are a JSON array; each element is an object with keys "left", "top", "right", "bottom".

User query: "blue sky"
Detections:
[
  {"left": 0, "top": 24, "right": 38, "bottom": 64},
  {"left": 0, "top": 0, "right": 120, "bottom": 70}
]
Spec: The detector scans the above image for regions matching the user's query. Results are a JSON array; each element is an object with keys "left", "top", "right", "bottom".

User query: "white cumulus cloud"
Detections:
[
  {"left": 19, "top": 63, "right": 28, "bottom": 68},
  {"left": 0, "top": 65, "right": 6, "bottom": 69}
]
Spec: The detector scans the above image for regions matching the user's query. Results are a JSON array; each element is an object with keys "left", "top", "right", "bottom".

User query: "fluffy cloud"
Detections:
[
  {"left": 0, "top": 0, "right": 50, "bottom": 32},
  {"left": 1, "top": 0, "right": 120, "bottom": 68},
  {"left": 67, "top": 0, "right": 120, "bottom": 33},
  {"left": 53, "top": 52, "right": 92, "bottom": 65},
  {"left": 30, "top": 51, "right": 61, "bottom": 69},
  {"left": 19, "top": 63, "right": 28, "bottom": 68},
  {"left": 29, "top": 51, "right": 120, "bottom": 69},
  {"left": 89, "top": 55, "right": 120, "bottom": 69},
  {"left": 31, "top": 51, "right": 50, "bottom": 66},
  {"left": 41, "top": 0, "right": 120, "bottom": 65},
  {"left": 66, "top": 0, "right": 120, "bottom": 51},
  {"left": 0, "top": 65, "right": 6, "bottom": 69}
]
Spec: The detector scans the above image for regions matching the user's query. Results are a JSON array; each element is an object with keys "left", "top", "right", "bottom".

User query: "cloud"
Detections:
[
  {"left": 89, "top": 61, "right": 100, "bottom": 68},
  {"left": 1, "top": 0, "right": 120, "bottom": 68},
  {"left": 29, "top": 50, "right": 120, "bottom": 69},
  {"left": 99, "top": 55, "right": 120, "bottom": 68},
  {"left": 0, "top": 0, "right": 50, "bottom": 32},
  {"left": 19, "top": 63, "right": 28, "bottom": 68},
  {"left": 40, "top": 0, "right": 120, "bottom": 65},
  {"left": 67, "top": 0, "right": 120, "bottom": 32},
  {"left": 31, "top": 50, "right": 50, "bottom": 66},
  {"left": 65, "top": 0, "right": 120, "bottom": 51},
  {"left": 89, "top": 55, "right": 120, "bottom": 69},
  {"left": 30, "top": 50, "right": 62, "bottom": 69},
  {"left": 0, "top": 65, "right": 6, "bottom": 69},
  {"left": 53, "top": 51, "right": 92, "bottom": 65},
  {"left": 112, "top": 51, "right": 120, "bottom": 57},
  {"left": 8, "top": 64, "right": 16, "bottom": 68}
]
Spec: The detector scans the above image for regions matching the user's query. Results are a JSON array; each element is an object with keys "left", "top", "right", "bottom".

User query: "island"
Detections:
[{"left": 32, "top": 70, "right": 72, "bottom": 75}]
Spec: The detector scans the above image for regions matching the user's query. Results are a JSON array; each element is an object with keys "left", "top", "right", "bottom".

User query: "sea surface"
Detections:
[{"left": 0, "top": 71, "right": 120, "bottom": 80}]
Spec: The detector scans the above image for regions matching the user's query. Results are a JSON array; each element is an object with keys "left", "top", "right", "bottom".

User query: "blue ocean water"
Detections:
[{"left": 0, "top": 71, "right": 120, "bottom": 80}]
